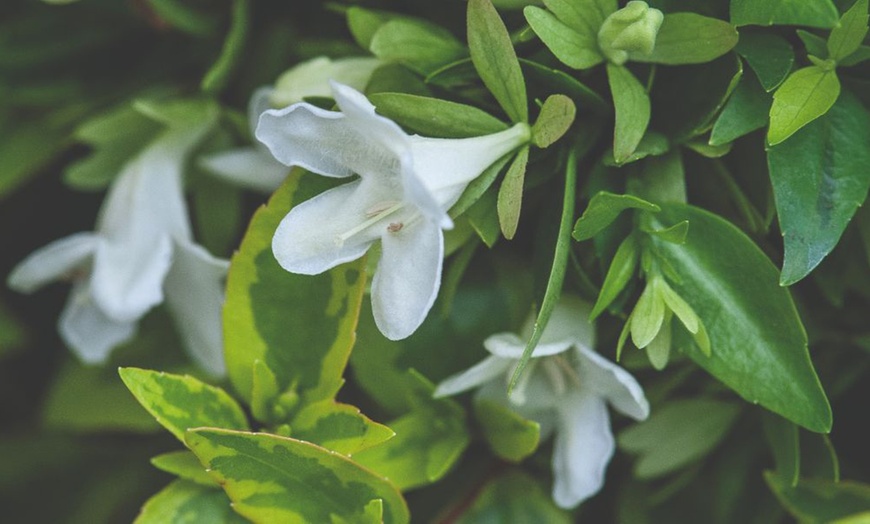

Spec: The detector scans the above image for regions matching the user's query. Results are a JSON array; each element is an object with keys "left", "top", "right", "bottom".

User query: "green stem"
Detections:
[{"left": 201, "top": 0, "right": 250, "bottom": 96}]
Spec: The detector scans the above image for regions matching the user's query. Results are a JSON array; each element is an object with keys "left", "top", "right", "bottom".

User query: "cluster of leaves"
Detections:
[{"left": 2, "top": 0, "right": 870, "bottom": 522}]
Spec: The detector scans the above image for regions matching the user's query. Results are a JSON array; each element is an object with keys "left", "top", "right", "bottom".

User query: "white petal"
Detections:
[
  {"left": 518, "top": 295, "right": 596, "bottom": 348},
  {"left": 90, "top": 234, "right": 173, "bottom": 322},
  {"left": 248, "top": 87, "right": 274, "bottom": 129},
  {"left": 576, "top": 346, "right": 650, "bottom": 421},
  {"left": 272, "top": 179, "right": 382, "bottom": 275},
  {"left": 7, "top": 233, "right": 98, "bottom": 293},
  {"left": 433, "top": 356, "right": 512, "bottom": 398},
  {"left": 164, "top": 241, "right": 230, "bottom": 377},
  {"left": 270, "top": 57, "right": 380, "bottom": 108},
  {"left": 198, "top": 148, "right": 288, "bottom": 192},
  {"left": 551, "top": 392, "right": 614, "bottom": 509},
  {"left": 370, "top": 217, "right": 443, "bottom": 340},
  {"left": 476, "top": 380, "right": 559, "bottom": 439},
  {"left": 484, "top": 332, "right": 572, "bottom": 359},
  {"left": 59, "top": 281, "right": 137, "bottom": 363}
]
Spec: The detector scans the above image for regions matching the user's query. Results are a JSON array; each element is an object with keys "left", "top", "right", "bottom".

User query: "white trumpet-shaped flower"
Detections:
[
  {"left": 8, "top": 111, "right": 228, "bottom": 376},
  {"left": 256, "top": 82, "right": 531, "bottom": 340},
  {"left": 199, "top": 56, "right": 380, "bottom": 192},
  {"left": 435, "top": 296, "right": 650, "bottom": 509}
]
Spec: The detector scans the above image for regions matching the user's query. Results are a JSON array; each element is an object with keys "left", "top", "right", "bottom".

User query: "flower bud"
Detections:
[{"left": 597, "top": 1, "right": 664, "bottom": 65}]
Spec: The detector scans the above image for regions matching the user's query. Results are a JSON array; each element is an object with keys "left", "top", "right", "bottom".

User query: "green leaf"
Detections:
[
  {"left": 346, "top": 7, "right": 391, "bottom": 49},
  {"left": 369, "top": 19, "right": 467, "bottom": 76},
  {"left": 798, "top": 29, "right": 830, "bottom": 58},
  {"left": 736, "top": 32, "right": 795, "bottom": 91},
  {"left": 290, "top": 400, "right": 395, "bottom": 456},
  {"left": 466, "top": 183, "right": 503, "bottom": 247},
  {"left": 118, "top": 368, "right": 249, "bottom": 443},
  {"left": 223, "top": 170, "right": 368, "bottom": 405},
  {"left": 630, "top": 281, "right": 666, "bottom": 349},
  {"left": 0, "top": 302, "right": 25, "bottom": 358},
  {"left": 764, "top": 473, "right": 870, "bottom": 524},
  {"left": 618, "top": 399, "right": 741, "bottom": 478},
  {"left": 636, "top": 13, "right": 738, "bottom": 65},
  {"left": 768, "top": 65, "right": 841, "bottom": 145},
  {"left": 647, "top": 220, "right": 690, "bottom": 244},
  {"left": 603, "top": 131, "right": 670, "bottom": 167},
  {"left": 524, "top": 6, "right": 604, "bottom": 69},
  {"left": 647, "top": 204, "right": 832, "bottom": 433},
  {"left": 607, "top": 63, "right": 651, "bottom": 163},
  {"left": 135, "top": 480, "right": 244, "bottom": 524},
  {"left": 468, "top": 0, "right": 529, "bottom": 122},
  {"left": 497, "top": 146, "right": 530, "bottom": 239},
  {"left": 839, "top": 44, "right": 870, "bottom": 66},
  {"left": 519, "top": 58, "right": 609, "bottom": 113},
  {"left": 151, "top": 451, "right": 219, "bottom": 487},
  {"left": 455, "top": 471, "right": 572, "bottom": 524},
  {"left": 450, "top": 152, "right": 513, "bottom": 221},
  {"left": 761, "top": 413, "right": 800, "bottom": 487},
  {"left": 730, "top": 0, "right": 839, "bottom": 29},
  {"left": 767, "top": 90, "right": 870, "bottom": 285},
  {"left": 42, "top": 362, "right": 159, "bottom": 433},
  {"left": 710, "top": 72, "right": 771, "bottom": 145},
  {"left": 200, "top": 0, "right": 250, "bottom": 95},
  {"left": 828, "top": 0, "right": 869, "bottom": 62},
  {"left": 369, "top": 93, "right": 508, "bottom": 138},
  {"left": 474, "top": 399, "right": 541, "bottom": 462},
  {"left": 591, "top": 234, "right": 639, "bottom": 319},
  {"left": 544, "top": 0, "right": 615, "bottom": 36},
  {"left": 185, "top": 429, "right": 409, "bottom": 524},
  {"left": 632, "top": 149, "right": 687, "bottom": 205},
  {"left": 0, "top": 118, "right": 69, "bottom": 200},
  {"left": 531, "top": 94, "right": 576, "bottom": 148},
  {"left": 573, "top": 191, "right": 660, "bottom": 241}
]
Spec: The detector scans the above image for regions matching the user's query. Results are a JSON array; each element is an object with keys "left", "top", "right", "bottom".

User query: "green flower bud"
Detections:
[{"left": 598, "top": 1, "right": 664, "bottom": 65}]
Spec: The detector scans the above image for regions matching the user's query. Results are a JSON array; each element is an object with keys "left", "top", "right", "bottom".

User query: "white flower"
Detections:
[
  {"left": 7, "top": 113, "right": 228, "bottom": 376},
  {"left": 256, "top": 82, "right": 531, "bottom": 340},
  {"left": 199, "top": 56, "right": 380, "bottom": 192},
  {"left": 434, "top": 296, "right": 650, "bottom": 509}
]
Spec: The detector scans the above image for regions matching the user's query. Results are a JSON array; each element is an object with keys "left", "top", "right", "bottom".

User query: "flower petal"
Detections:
[
  {"left": 484, "top": 332, "right": 573, "bottom": 359},
  {"left": 271, "top": 57, "right": 380, "bottom": 108},
  {"left": 551, "top": 391, "right": 614, "bottom": 509},
  {"left": 7, "top": 233, "right": 98, "bottom": 293},
  {"left": 164, "top": 240, "right": 230, "bottom": 377},
  {"left": 198, "top": 147, "right": 288, "bottom": 192},
  {"left": 370, "top": 216, "right": 443, "bottom": 340},
  {"left": 272, "top": 179, "right": 382, "bottom": 275},
  {"left": 59, "top": 281, "right": 137, "bottom": 363},
  {"left": 248, "top": 87, "right": 274, "bottom": 130},
  {"left": 90, "top": 233, "right": 173, "bottom": 322},
  {"left": 576, "top": 346, "right": 650, "bottom": 421},
  {"left": 433, "top": 356, "right": 512, "bottom": 398}
]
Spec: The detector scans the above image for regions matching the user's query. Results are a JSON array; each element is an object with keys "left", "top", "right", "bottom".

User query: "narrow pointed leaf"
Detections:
[
  {"left": 767, "top": 90, "right": 870, "bottom": 285},
  {"left": 468, "top": 0, "right": 528, "bottom": 122},
  {"left": 630, "top": 282, "right": 666, "bottom": 349},
  {"left": 186, "top": 428, "right": 409, "bottom": 524},
  {"left": 607, "top": 63, "right": 651, "bottom": 163},
  {"left": 573, "top": 192, "right": 660, "bottom": 241},
  {"left": 647, "top": 204, "right": 832, "bottom": 433},
  {"left": 590, "top": 234, "right": 639, "bottom": 319},
  {"left": 828, "top": 0, "right": 869, "bottom": 62},
  {"left": 497, "top": 146, "right": 530, "bottom": 239}
]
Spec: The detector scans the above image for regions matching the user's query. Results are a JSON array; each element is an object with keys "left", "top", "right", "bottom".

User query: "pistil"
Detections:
[{"left": 334, "top": 201, "right": 404, "bottom": 246}]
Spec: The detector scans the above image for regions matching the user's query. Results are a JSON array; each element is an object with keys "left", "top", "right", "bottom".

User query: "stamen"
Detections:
[
  {"left": 387, "top": 222, "right": 404, "bottom": 233},
  {"left": 553, "top": 354, "right": 582, "bottom": 388},
  {"left": 334, "top": 201, "right": 404, "bottom": 246},
  {"left": 366, "top": 200, "right": 400, "bottom": 218},
  {"left": 542, "top": 358, "right": 567, "bottom": 395}
]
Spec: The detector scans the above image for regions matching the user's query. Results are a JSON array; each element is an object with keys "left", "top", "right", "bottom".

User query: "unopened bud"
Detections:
[{"left": 598, "top": 1, "right": 664, "bottom": 65}]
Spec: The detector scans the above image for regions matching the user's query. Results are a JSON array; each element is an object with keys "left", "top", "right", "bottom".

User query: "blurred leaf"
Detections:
[
  {"left": 455, "top": 470, "right": 572, "bottom": 523},
  {"left": 767, "top": 90, "right": 870, "bottom": 285},
  {"left": 151, "top": 451, "right": 219, "bottom": 487},
  {"left": 730, "top": 0, "right": 839, "bottom": 28},
  {"left": 119, "top": 367, "right": 249, "bottom": 443},
  {"left": 619, "top": 399, "right": 741, "bottom": 478},
  {"left": 474, "top": 399, "right": 540, "bottom": 462},
  {"left": 186, "top": 428, "right": 409, "bottom": 524},
  {"left": 761, "top": 413, "right": 800, "bottom": 487},
  {"left": 0, "top": 118, "right": 69, "bottom": 200},
  {"left": 607, "top": 63, "right": 650, "bottom": 163},
  {"left": 768, "top": 65, "right": 841, "bottom": 145},
  {"left": 648, "top": 204, "right": 832, "bottom": 433},
  {"left": 636, "top": 13, "right": 738, "bottom": 65},
  {"left": 0, "top": 301, "right": 25, "bottom": 358},
  {"left": 135, "top": 480, "right": 245, "bottom": 524},
  {"left": 573, "top": 191, "right": 660, "bottom": 241},
  {"left": 223, "top": 170, "right": 367, "bottom": 405},
  {"left": 468, "top": 0, "right": 529, "bottom": 123},
  {"left": 370, "top": 19, "right": 467, "bottom": 76},
  {"left": 765, "top": 474, "right": 870, "bottom": 524},
  {"left": 369, "top": 93, "right": 508, "bottom": 138}
]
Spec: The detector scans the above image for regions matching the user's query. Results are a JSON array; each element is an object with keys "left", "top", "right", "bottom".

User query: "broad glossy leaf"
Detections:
[
  {"left": 649, "top": 205, "right": 831, "bottom": 432},
  {"left": 455, "top": 471, "right": 572, "bottom": 523},
  {"left": 573, "top": 191, "right": 660, "bottom": 241},
  {"left": 767, "top": 90, "right": 870, "bottom": 285},
  {"left": 531, "top": 94, "right": 576, "bottom": 148},
  {"left": 468, "top": 0, "right": 529, "bottom": 122},
  {"left": 119, "top": 368, "right": 249, "bottom": 443},
  {"left": 497, "top": 146, "right": 530, "bottom": 239},
  {"left": 736, "top": 32, "right": 795, "bottom": 91},
  {"left": 135, "top": 480, "right": 244, "bottom": 524},
  {"left": 828, "top": 0, "right": 869, "bottom": 62},
  {"left": 223, "top": 170, "right": 367, "bottom": 404},
  {"left": 369, "top": 19, "right": 467, "bottom": 76},
  {"left": 618, "top": 399, "right": 741, "bottom": 478},
  {"left": 186, "top": 429, "right": 409, "bottom": 524},
  {"left": 607, "top": 63, "right": 650, "bottom": 163},
  {"left": 151, "top": 451, "right": 219, "bottom": 487},
  {"left": 290, "top": 400, "right": 395, "bottom": 456},
  {"left": 765, "top": 473, "right": 870, "bottom": 523},
  {"left": 730, "top": 0, "right": 839, "bottom": 29},
  {"left": 524, "top": 6, "right": 604, "bottom": 69},
  {"left": 474, "top": 399, "right": 540, "bottom": 462},
  {"left": 768, "top": 65, "right": 841, "bottom": 145},
  {"left": 636, "top": 13, "right": 738, "bottom": 65},
  {"left": 710, "top": 72, "right": 771, "bottom": 145},
  {"left": 369, "top": 93, "right": 508, "bottom": 138}
]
